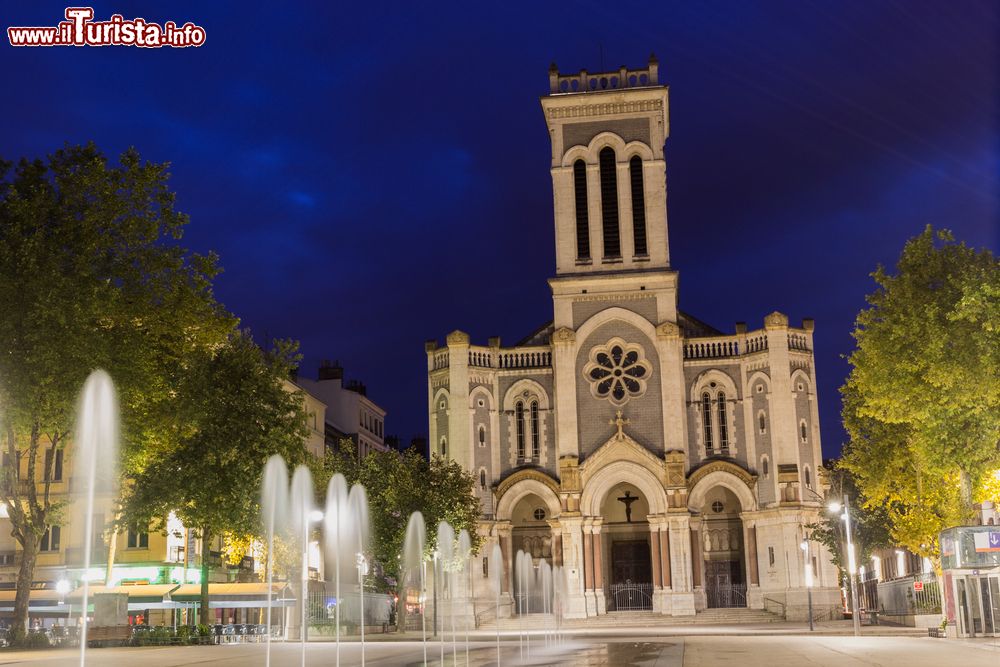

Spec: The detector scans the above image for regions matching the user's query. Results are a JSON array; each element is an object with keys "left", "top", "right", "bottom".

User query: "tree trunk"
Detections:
[
  {"left": 200, "top": 530, "right": 212, "bottom": 626},
  {"left": 11, "top": 533, "right": 40, "bottom": 646}
]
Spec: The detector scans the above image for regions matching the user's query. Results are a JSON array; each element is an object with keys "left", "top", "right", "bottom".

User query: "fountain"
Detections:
[
  {"left": 75, "top": 369, "right": 120, "bottom": 667},
  {"left": 402, "top": 512, "right": 427, "bottom": 665},
  {"left": 488, "top": 542, "right": 502, "bottom": 665},
  {"left": 260, "top": 455, "right": 289, "bottom": 667},
  {"left": 289, "top": 466, "right": 314, "bottom": 667}
]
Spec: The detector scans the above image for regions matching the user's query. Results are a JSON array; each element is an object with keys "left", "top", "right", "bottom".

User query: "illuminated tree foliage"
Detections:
[
  {"left": 841, "top": 227, "right": 1000, "bottom": 560},
  {"left": 0, "top": 144, "right": 234, "bottom": 644},
  {"left": 121, "top": 333, "right": 309, "bottom": 624}
]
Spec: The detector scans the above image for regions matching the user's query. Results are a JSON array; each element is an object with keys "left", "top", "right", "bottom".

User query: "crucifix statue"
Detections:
[
  {"left": 617, "top": 490, "right": 638, "bottom": 523},
  {"left": 609, "top": 409, "right": 630, "bottom": 440}
]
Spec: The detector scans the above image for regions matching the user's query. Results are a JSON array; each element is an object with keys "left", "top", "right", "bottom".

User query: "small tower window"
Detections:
[
  {"left": 717, "top": 391, "right": 728, "bottom": 451},
  {"left": 598, "top": 147, "right": 621, "bottom": 258},
  {"left": 629, "top": 156, "right": 647, "bottom": 256},
  {"left": 533, "top": 508, "right": 546, "bottom": 521},
  {"left": 759, "top": 413, "right": 766, "bottom": 434},
  {"left": 701, "top": 392, "right": 713, "bottom": 452},
  {"left": 573, "top": 160, "right": 590, "bottom": 260},
  {"left": 515, "top": 401, "right": 525, "bottom": 460},
  {"left": 479, "top": 468, "right": 487, "bottom": 489},
  {"left": 478, "top": 425, "right": 486, "bottom": 447},
  {"left": 800, "top": 421, "right": 808, "bottom": 442},
  {"left": 440, "top": 437, "right": 447, "bottom": 457},
  {"left": 530, "top": 400, "right": 540, "bottom": 460},
  {"left": 762, "top": 456, "right": 769, "bottom": 477},
  {"left": 805, "top": 466, "right": 812, "bottom": 489}
]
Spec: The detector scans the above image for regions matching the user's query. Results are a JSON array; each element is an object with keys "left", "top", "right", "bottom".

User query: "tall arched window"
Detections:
[
  {"left": 800, "top": 421, "right": 808, "bottom": 442},
  {"left": 515, "top": 401, "right": 525, "bottom": 460},
  {"left": 701, "top": 392, "right": 713, "bottom": 452},
  {"left": 629, "top": 156, "right": 647, "bottom": 256},
  {"left": 440, "top": 437, "right": 447, "bottom": 457},
  {"left": 573, "top": 160, "right": 590, "bottom": 260},
  {"left": 598, "top": 147, "right": 620, "bottom": 258},
  {"left": 530, "top": 400, "right": 540, "bottom": 460},
  {"left": 717, "top": 391, "right": 729, "bottom": 451},
  {"left": 804, "top": 466, "right": 812, "bottom": 489},
  {"left": 478, "top": 425, "right": 486, "bottom": 446},
  {"left": 479, "top": 468, "right": 487, "bottom": 489},
  {"left": 759, "top": 413, "right": 766, "bottom": 434}
]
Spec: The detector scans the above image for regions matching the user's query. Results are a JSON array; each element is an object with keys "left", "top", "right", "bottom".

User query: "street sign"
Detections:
[{"left": 913, "top": 581, "right": 924, "bottom": 592}]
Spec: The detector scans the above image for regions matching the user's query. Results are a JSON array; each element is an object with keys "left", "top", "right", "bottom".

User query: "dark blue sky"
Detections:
[{"left": 3, "top": 2, "right": 997, "bottom": 458}]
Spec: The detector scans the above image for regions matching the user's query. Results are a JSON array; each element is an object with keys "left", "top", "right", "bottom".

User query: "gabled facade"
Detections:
[{"left": 426, "top": 57, "right": 839, "bottom": 619}]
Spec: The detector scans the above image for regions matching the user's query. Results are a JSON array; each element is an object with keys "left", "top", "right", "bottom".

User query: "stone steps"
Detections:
[{"left": 479, "top": 607, "right": 784, "bottom": 630}]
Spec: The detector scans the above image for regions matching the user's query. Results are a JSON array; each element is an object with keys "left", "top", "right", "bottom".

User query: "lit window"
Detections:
[
  {"left": 40, "top": 526, "right": 61, "bottom": 552},
  {"left": 701, "top": 392, "right": 713, "bottom": 451},
  {"left": 127, "top": 528, "right": 149, "bottom": 549}
]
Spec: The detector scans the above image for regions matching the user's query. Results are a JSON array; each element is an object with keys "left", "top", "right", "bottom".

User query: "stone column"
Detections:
[
  {"left": 558, "top": 515, "right": 588, "bottom": 618},
  {"left": 690, "top": 527, "right": 703, "bottom": 589},
  {"left": 551, "top": 328, "right": 579, "bottom": 459},
  {"left": 593, "top": 520, "right": 606, "bottom": 615},
  {"left": 745, "top": 522, "right": 759, "bottom": 586},
  {"left": 497, "top": 522, "right": 512, "bottom": 595},
  {"left": 582, "top": 521, "right": 594, "bottom": 590},
  {"left": 548, "top": 520, "right": 563, "bottom": 567},
  {"left": 650, "top": 519, "right": 662, "bottom": 589},
  {"left": 659, "top": 527, "right": 671, "bottom": 589}
]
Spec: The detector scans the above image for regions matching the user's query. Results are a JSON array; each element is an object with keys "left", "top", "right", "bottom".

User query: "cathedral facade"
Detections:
[{"left": 425, "top": 57, "right": 839, "bottom": 620}]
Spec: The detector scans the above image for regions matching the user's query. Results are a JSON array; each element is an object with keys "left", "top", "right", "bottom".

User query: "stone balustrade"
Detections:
[{"left": 549, "top": 54, "right": 659, "bottom": 94}]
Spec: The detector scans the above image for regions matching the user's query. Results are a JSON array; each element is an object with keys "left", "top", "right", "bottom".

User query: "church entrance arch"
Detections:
[
  {"left": 697, "top": 486, "right": 748, "bottom": 608},
  {"left": 601, "top": 482, "right": 653, "bottom": 611}
]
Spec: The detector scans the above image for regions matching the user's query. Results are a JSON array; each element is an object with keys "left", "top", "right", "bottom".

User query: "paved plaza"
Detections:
[{"left": 2, "top": 633, "right": 997, "bottom": 666}]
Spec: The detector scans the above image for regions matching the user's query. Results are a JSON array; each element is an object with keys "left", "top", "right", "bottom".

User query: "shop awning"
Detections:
[
  {"left": 68, "top": 583, "right": 180, "bottom": 603},
  {"left": 0, "top": 589, "right": 73, "bottom": 614},
  {"left": 171, "top": 582, "right": 294, "bottom": 608}
]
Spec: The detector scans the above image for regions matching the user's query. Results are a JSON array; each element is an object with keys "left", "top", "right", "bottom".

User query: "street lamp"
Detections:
[
  {"left": 356, "top": 553, "right": 368, "bottom": 667},
  {"left": 800, "top": 540, "right": 814, "bottom": 631},
  {"left": 56, "top": 578, "right": 72, "bottom": 626},
  {"left": 828, "top": 496, "right": 861, "bottom": 637}
]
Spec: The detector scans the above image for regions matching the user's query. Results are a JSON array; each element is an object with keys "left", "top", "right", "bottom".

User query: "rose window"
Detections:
[{"left": 583, "top": 337, "right": 652, "bottom": 405}]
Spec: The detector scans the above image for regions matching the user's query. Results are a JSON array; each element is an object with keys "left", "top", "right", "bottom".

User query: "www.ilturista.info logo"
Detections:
[{"left": 8, "top": 7, "right": 206, "bottom": 48}]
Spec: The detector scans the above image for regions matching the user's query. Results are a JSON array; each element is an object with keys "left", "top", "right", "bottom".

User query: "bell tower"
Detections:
[{"left": 541, "top": 55, "right": 670, "bottom": 277}]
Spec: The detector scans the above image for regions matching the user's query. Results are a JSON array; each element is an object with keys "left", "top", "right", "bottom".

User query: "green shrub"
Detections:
[
  {"left": 24, "top": 631, "right": 51, "bottom": 649},
  {"left": 196, "top": 623, "right": 212, "bottom": 637}
]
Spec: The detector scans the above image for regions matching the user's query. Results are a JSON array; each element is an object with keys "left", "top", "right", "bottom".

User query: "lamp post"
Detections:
[
  {"left": 829, "top": 495, "right": 861, "bottom": 637},
  {"left": 56, "top": 579, "right": 72, "bottom": 628},
  {"left": 356, "top": 553, "right": 368, "bottom": 667},
  {"left": 800, "top": 540, "right": 814, "bottom": 631}
]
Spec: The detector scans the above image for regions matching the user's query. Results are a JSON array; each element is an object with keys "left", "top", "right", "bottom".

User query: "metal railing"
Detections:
[
  {"left": 763, "top": 596, "right": 786, "bottom": 618},
  {"left": 608, "top": 583, "right": 653, "bottom": 611},
  {"left": 706, "top": 583, "right": 747, "bottom": 608}
]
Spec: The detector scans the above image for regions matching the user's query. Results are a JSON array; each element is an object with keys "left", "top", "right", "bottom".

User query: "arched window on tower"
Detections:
[
  {"left": 440, "top": 436, "right": 447, "bottom": 457},
  {"left": 573, "top": 160, "right": 590, "bottom": 260},
  {"left": 479, "top": 468, "right": 487, "bottom": 489},
  {"left": 515, "top": 401, "right": 525, "bottom": 460},
  {"left": 629, "top": 156, "right": 647, "bottom": 256},
  {"left": 478, "top": 425, "right": 486, "bottom": 447},
  {"left": 701, "top": 392, "right": 714, "bottom": 452},
  {"left": 717, "top": 391, "right": 729, "bottom": 451},
  {"left": 530, "top": 400, "right": 540, "bottom": 460},
  {"left": 598, "top": 147, "right": 621, "bottom": 259},
  {"left": 804, "top": 466, "right": 812, "bottom": 489}
]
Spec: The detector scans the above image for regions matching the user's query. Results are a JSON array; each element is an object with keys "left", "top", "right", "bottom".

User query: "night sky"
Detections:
[{"left": 3, "top": 2, "right": 997, "bottom": 459}]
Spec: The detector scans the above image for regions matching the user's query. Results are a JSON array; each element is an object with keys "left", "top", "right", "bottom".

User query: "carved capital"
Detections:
[
  {"left": 551, "top": 327, "right": 576, "bottom": 345},
  {"left": 764, "top": 311, "right": 788, "bottom": 330},
  {"left": 446, "top": 330, "right": 470, "bottom": 345},
  {"left": 656, "top": 321, "right": 681, "bottom": 339},
  {"left": 559, "top": 455, "right": 581, "bottom": 493},
  {"left": 664, "top": 450, "right": 687, "bottom": 488}
]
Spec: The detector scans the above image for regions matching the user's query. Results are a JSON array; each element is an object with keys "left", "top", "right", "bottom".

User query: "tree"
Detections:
[
  {"left": 120, "top": 333, "right": 309, "bottom": 624},
  {"left": 808, "top": 463, "right": 892, "bottom": 580},
  {"left": 841, "top": 226, "right": 1000, "bottom": 560},
  {"left": 314, "top": 444, "right": 480, "bottom": 623},
  {"left": 0, "top": 144, "right": 234, "bottom": 644}
]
